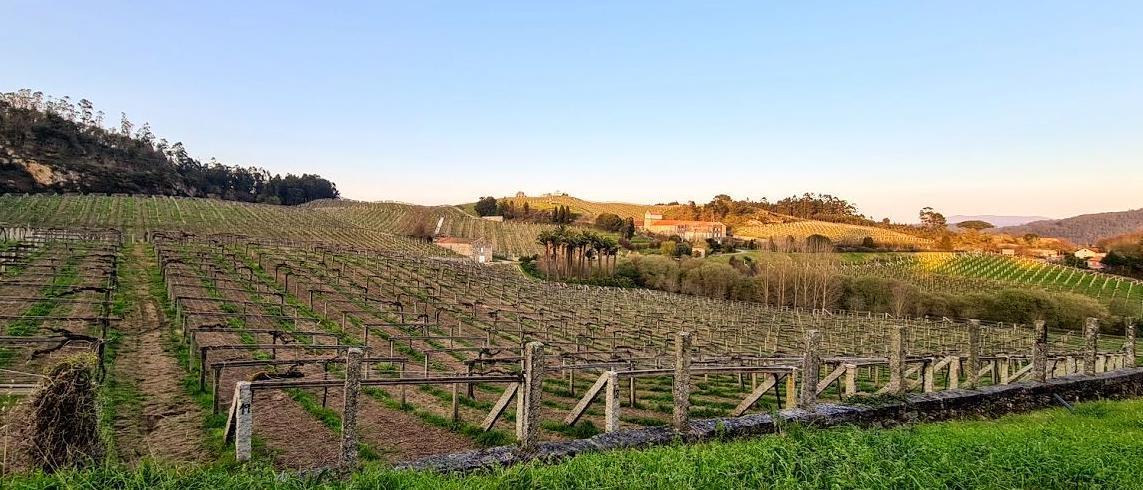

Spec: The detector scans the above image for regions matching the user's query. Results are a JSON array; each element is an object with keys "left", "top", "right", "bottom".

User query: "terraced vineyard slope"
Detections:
[
  {"left": 844, "top": 252, "right": 1143, "bottom": 309},
  {"left": 735, "top": 221, "right": 933, "bottom": 249}
]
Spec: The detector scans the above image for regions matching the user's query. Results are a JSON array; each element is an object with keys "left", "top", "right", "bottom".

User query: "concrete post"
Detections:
[
  {"left": 1126, "top": 320, "right": 1137, "bottom": 368},
  {"left": 965, "top": 320, "right": 981, "bottom": 389},
  {"left": 888, "top": 326, "right": 907, "bottom": 394},
  {"left": 1083, "top": 318, "right": 1098, "bottom": 375},
  {"left": 604, "top": 371, "right": 620, "bottom": 433},
  {"left": 516, "top": 341, "right": 545, "bottom": 451},
  {"left": 923, "top": 359, "right": 935, "bottom": 393},
  {"left": 1032, "top": 320, "right": 1048, "bottom": 382},
  {"left": 798, "top": 330, "right": 822, "bottom": 409},
  {"left": 948, "top": 357, "right": 960, "bottom": 389},
  {"left": 673, "top": 331, "right": 692, "bottom": 432},
  {"left": 843, "top": 363, "right": 857, "bottom": 398},
  {"left": 451, "top": 383, "right": 460, "bottom": 423},
  {"left": 340, "top": 347, "right": 363, "bottom": 469},
  {"left": 784, "top": 371, "right": 797, "bottom": 408},
  {"left": 235, "top": 381, "right": 253, "bottom": 462}
]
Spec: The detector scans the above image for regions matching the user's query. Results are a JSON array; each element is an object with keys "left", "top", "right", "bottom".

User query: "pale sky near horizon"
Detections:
[{"left": 3, "top": 1, "right": 1141, "bottom": 222}]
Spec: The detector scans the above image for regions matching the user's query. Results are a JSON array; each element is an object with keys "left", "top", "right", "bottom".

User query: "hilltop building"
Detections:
[
  {"left": 1073, "top": 248, "right": 1107, "bottom": 269},
  {"left": 1074, "top": 248, "right": 1101, "bottom": 259},
  {"left": 434, "top": 236, "right": 493, "bottom": 264},
  {"left": 639, "top": 212, "right": 726, "bottom": 242},
  {"left": 1028, "top": 248, "right": 1060, "bottom": 260}
]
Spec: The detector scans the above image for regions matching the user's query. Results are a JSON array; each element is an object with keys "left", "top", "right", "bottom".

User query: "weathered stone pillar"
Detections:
[
  {"left": 516, "top": 341, "right": 545, "bottom": 451},
  {"left": 1032, "top": 320, "right": 1048, "bottom": 382},
  {"left": 451, "top": 383, "right": 460, "bottom": 423},
  {"left": 1126, "top": 319, "right": 1137, "bottom": 368},
  {"left": 235, "top": 381, "right": 253, "bottom": 462},
  {"left": 340, "top": 347, "right": 363, "bottom": 469},
  {"left": 887, "top": 326, "right": 907, "bottom": 394},
  {"left": 843, "top": 363, "right": 857, "bottom": 398},
  {"left": 948, "top": 357, "right": 960, "bottom": 389},
  {"left": 1083, "top": 318, "right": 1099, "bottom": 375},
  {"left": 965, "top": 320, "right": 981, "bottom": 389},
  {"left": 784, "top": 370, "right": 797, "bottom": 407},
  {"left": 604, "top": 371, "right": 620, "bottom": 433},
  {"left": 798, "top": 330, "right": 822, "bottom": 409},
  {"left": 923, "top": 359, "right": 935, "bottom": 392},
  {"left": 673, "top": 331, "right": 692, "bottom": 432}
]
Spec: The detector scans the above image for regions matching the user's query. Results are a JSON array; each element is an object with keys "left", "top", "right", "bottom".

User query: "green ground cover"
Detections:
[{"left": 8, "top": 397, "right": 1143, "bottom": 489}]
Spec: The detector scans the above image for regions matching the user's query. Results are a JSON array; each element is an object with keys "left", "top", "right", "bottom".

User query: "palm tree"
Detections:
[{"left": 536, "top": 229, "right": 552, "bottom": 278}]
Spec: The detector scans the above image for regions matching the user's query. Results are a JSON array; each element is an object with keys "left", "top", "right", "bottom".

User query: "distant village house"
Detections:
[
  {"left": 1074, "top": 248, "right": 1101, "bottom": 259},
  {"left": 639, "top": 212, "right": 726, "bottom": 242},
  {"left": 434, "top": 236, "right": 494, "bottom": 264},
  {"left": 1028, "top": 248, "right": 1060, "bottom": 260},
  {"left": 1073, "top": 248, "right": 1107, "bottom": 269}
]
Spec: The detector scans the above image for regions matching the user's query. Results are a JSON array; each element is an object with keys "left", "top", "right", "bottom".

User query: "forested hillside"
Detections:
[
  {"left": 998, "top": 208, "right": 1143, "bottom": 245},
  {"left": 0, "top": 89, "right": 338, "bottom": 204}
]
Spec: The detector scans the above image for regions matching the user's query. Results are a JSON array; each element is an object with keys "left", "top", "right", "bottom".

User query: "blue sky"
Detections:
[{"left": 3, "top": 1, "right": 1141, "bottom": 221}]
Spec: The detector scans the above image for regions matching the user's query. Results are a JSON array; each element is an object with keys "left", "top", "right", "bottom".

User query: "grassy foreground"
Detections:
[{"left": 7, "top": 398, "right": 1143, "bottom": 489}]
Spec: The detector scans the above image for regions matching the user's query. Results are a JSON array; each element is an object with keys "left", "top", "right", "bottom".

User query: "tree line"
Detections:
[
  {"left": 0, "top": 89, "right": 338, "bottom": 205},
  {"left": 1098, "top": 232, "right": 1143, "bottom": 279},
  {"left": 533, "top": 227, "right": 620, "bottom": 280},
  {"left": 473, "top": 196, "right": 578, "bottom": 224},
  {"left": 612, "top": 254, "right": 1119, "bottom": 331}
]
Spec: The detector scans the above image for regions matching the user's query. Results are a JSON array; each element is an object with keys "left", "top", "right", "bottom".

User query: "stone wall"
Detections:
[{"left": 398, "top": 367, "right": 1143, "bottom": 473}]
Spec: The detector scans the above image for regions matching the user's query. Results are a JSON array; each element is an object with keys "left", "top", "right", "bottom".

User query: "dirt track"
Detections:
[{"left": 110, "top": 245, "right": 207, "bottom": 464}]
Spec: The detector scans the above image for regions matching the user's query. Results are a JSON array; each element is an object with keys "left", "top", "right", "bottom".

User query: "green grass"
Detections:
[{"left": 8, "top": 397, "right": 1143, "bottom": 489}]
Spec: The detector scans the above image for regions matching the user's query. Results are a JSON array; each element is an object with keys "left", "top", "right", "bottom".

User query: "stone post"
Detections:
[
  {"left": 235, "top": 381, "right": 253, "bottom": 462},
  {"left": 923, "top": 359, "right": 935, "bottom": 393},
  {"left": 843, "top": 363, "right": 857, "bottom": 398},
  {"left": 516, "top": 341, "right": 545, "bottom": 451},
  {"left": 784, "top": 370, "right": 797, "bottom": 408},
  {"left": 798, "top": 330, "right": 822, "bottom": 409},
  {"left": 340, "top": 347, "right": 363, "bottom": 469},
  {"left": 673, "top": 331, "right": 692, "bottom": 432},
  {"left": 1032, "top": 320, "right": 1048, "bottom": 382},
  {"left": 1083, "top": 318, "right": 1098, "bottom": 375},
  {"left": 965, "top": 320, "right": 981, "bottom": 389},
  {"left": 604, "top": 371, "right": 620, "bottom": 433},
  {"left": 1126, "top": 319, "right": 1137, "bottom": 368},
  {"left": 888, "top": 326, "right": 907, "bottom": 394},
  {"left": 947, "top": 357, "right": 960, "bottom": 389}
]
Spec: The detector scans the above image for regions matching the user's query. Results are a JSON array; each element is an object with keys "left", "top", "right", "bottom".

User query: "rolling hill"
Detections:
[
  {"left": 947, "top": 215, "right": 1051, "bottom": 228},
  {"left": 998, "top": 208, "right": 1143, "bottom": 245},
  {"left": 462, "top": 194, "right": 679, "bottom": 220},
  {"left": 0, "top": 90, "right": 337, "bottom": 204},
  {"left": 733, "top": 221, "right": 933, "bottom": 249}
]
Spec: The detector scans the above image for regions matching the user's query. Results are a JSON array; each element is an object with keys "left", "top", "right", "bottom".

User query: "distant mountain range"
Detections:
[
  {"left": 997, "top": 208, "right": 1143, "bottom": 245},
  {"left": 947, "top": 215, "right": 1051, "bottom": 228}
]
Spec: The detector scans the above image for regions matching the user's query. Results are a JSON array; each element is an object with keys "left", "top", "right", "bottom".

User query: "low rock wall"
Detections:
[{"left": 399, "top": 367, "right": 1143, "bottom": 473}]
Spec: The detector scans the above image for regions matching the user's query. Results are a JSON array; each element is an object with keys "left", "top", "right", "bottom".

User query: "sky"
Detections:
[{"left": 3, "top": 1, "right": 1141, "bottom": 222}]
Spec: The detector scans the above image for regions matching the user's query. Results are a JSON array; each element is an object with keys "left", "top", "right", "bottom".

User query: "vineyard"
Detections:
[
  {"left": 843, "top": 252, "right": 1143, "bottom": 309},
  {"left": 303, "top": 200, "right": 554, "bottom": 257},
  {"left": 0, "top": 195, "right": 1139, "bottom": 474},
  {"left": 734, "top": 221, "right": 934, "bottom": 249},
  {"left": 468, "top": 195, "right": 679, "bottom": 221},
  {"left": 0, "top": 195, "right": 557, "bottom": 258}
]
